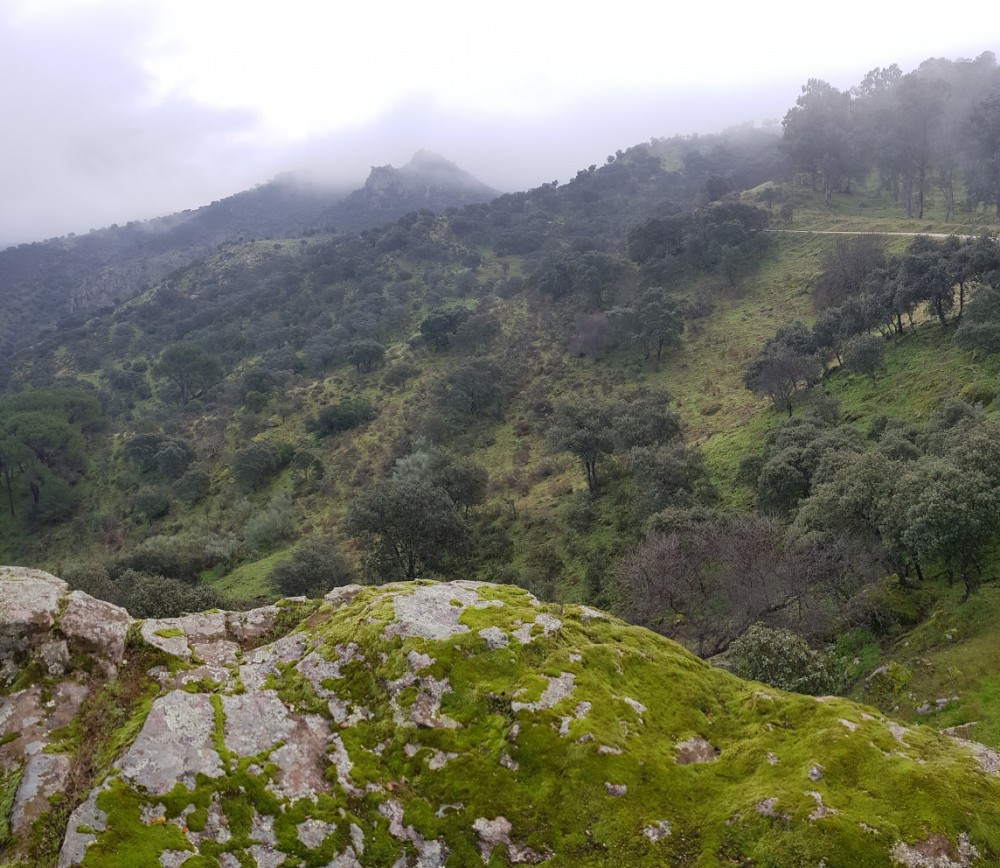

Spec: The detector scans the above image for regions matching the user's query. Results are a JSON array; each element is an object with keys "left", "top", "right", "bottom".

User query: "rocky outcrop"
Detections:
[{"left": 2, "top": 568, "right": 1000, "bottom": 866}]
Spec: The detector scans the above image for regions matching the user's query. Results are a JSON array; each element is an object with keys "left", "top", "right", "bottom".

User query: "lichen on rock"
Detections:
[{"left": 0, "top": 569, "right": 999, "bottom": 866}]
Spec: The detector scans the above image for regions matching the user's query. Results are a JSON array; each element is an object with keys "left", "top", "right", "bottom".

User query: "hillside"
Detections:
[
  {"left": 0, "top": 151, "right": 499, "bottom": 364},
  {"left": 3, "top": 53, "right": 1000, "bottom": 830},
  {"left": 2, "top": 567, "right": 999, "bottom": 867}
]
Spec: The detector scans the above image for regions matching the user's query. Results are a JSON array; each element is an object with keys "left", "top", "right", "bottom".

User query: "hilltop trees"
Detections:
[
  {"left": 0, "top": 388, "right": 99, "bottom": 522},
  {"left": 782, "top": 54, "right": 1000, "bottom": 219},
  {"left": 625, "top": 203, "right": 770, "bottom": 287},
  {"left": 743, "top": 323, "right": 821, "bottom": 415},
  {"left": 547, "top": 390, "right": 683, "bottom": 494},
  {"left": 782, "top": 79, "right": 859, "bottom": 206},
  {"left": 965, "top": 91, "right": 1000, "bottom": 221}
]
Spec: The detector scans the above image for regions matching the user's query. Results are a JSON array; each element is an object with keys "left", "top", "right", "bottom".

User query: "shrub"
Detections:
[
  {"left": 231, "top": 440, "right": 293, "bottom": 491},
  {"left": 270, "top": 538, "right": 353, "bottom": 598},
  {"left": 114, "top": 534, "right": 216, "bottom": 583},
  {"left": 306, "top": 398, "right": 375, "bottom": 438},
  {"left": 116, "top": 570, "right": 223, "bottom": 619},
  {"left": 133, "top": 485, "right": 171, "bottom": 521},
  {"left": 727, "top": 623, "right": 839, "bottom": 695},
  {"left": 863, "top": 661, "right": 913, "bottom": 706},
  {"left": 62, "top": 561, "right": 121, "bottom": 607},
  {"left": 174, "top": 469, "right": 210, "bottom": 505},
  {"left": 244, "top": 494, "right": 298, "bottom": 552}
]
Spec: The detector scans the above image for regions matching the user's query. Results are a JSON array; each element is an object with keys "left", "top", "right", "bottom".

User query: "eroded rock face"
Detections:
[
  {"left": 117, "top": 691, "right": 224, "bottom": 793},
  {"left": 1, "top": 570, "right": 1000, "bottom": 867},
  {"left": 0, "top": 566, "right": 67, "bottom": 681},
  {"left": 59, "top": 591, "right": 131, "bottom": 667}
]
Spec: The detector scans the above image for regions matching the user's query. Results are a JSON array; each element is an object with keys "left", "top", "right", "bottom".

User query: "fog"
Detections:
[{"left": 0, "top": 0, "right": 994, "bottom": 249}]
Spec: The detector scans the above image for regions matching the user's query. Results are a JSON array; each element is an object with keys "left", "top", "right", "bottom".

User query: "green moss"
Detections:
[
  {"left": 153, "top": 627, "right": 185, "bottom": 639},
  {"left": 0, "top": 767, "right": 22, "bottom": 847},
  {"left": 46, "top": 581, "right": 1000, "bottom": 865},
  {"left": 82, "top": 779, "right": 190, "bottom": 867}
]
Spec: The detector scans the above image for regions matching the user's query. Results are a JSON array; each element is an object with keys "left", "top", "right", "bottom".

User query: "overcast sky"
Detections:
[{"left": 1, "top": 0, "right": 997, "bottom": 248}]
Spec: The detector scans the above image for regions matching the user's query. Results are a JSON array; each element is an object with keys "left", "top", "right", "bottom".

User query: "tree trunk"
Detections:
[
  {"left": 1, "top": 466, "right": 13, "bottom": 517},
  {"left": 941, "top": 170, "right": 955, "bottom": 222},
  {"left": 995, "top": 165, "right": 1000, "bottom": 222},
  {"left": 935, "top": 296, "right": 948, "bottom": 331},
  {"left": 903, "top": 178, "right": 913, "bottom": 218},
  {"left": 917, "top": 164, "right": 925, "bottom": 220}
]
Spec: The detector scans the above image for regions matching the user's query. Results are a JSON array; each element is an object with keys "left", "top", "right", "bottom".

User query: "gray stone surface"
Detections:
[
  {"left": 192, "top": 639, "right": 240, "bottom": 667},
  {"left": 473, "top": 816, "right": 512, "bottom": 862},
  {"left": 269, "top": 713, "right": 332, "bottom": 800},
  {"left": 512, "top": 673, "right": 575, "bottom": 713},
  {"left": 59, "top": 591, "right": 131, "bottom": 664},
  {"left": 324, "top": 584, "right": 365, "bottom": 609},
  {"left": 221, "top": 690, "right": 295, "bottom": 756},
  {"left": 58, "top": 783, "right": 108, "bottom": 867},
  {"left": 479, "top": 626, "right": 508, "bottom": 649},
  {"left": 240, "top": 632, "right": 310, "bottom": 690},
  {"left": 0, "top": 566, "right": 67, "bottom": 673},
  {"left": 297, "top": 817, "right": 336, "bottom": 849},
  {"left": 512, "top": 613, "right": 562, "bottom": 645},
  {"left": 675, "top": 736, "right": 719, "bottom": 764},
  {"left": 11, "top": 752, "right": 73, "bottom": 835},
  {"left": 226, "top": 604, "right": 280, "bottom": 642},
  {"left": 117, "top": 691, "right": 223, "bottom": 793},
  {"left": 140, "top": 620, "right": 191, "bottom": 660},
  {"left": 384, "top": 583, "right": 476, "bottom": 641},
  {"left": 379, "top": 798, "right": 447, "bottom": 867}
]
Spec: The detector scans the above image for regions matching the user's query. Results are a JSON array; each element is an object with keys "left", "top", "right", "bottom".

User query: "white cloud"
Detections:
[{"left": 1, "top": 0, "right": 997, "bottom": 246}]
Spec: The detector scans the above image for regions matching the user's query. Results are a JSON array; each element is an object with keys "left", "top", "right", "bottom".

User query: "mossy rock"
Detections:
[{"left": 7, "top": 578, "right": 1000, "bottom": 866}]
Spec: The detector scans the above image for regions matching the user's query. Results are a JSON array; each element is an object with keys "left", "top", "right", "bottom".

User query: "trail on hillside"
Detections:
[{"left": 767, "top": 228, "right": 974, "bottom": 240}]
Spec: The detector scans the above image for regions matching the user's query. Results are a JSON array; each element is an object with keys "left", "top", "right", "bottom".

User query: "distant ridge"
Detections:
[
  {"left": 318, "top": 149, "right": 500, "bottom": 230},
  {"left": 0, "top": 151, "right": 498, "bottom": 356}
]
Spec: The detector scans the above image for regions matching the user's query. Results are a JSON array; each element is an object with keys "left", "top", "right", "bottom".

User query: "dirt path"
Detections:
[{"left": 767, "top": 229, "right": 973, "bottom": 240}]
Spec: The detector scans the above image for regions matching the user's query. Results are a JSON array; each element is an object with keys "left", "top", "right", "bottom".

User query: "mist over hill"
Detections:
[{"left": 0, "top": 150, "right": 499, "bottom": 358}]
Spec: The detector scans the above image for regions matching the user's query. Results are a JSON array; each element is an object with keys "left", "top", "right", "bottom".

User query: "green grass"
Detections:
[
  {"left": 858, "top": 580, "right": 1000, "bottom": 749},
  {"left": 825, "top": 322, "right": 1000, "bottom": 426},
  {"left": 208, "top": 550, "right": 288, "bottom": 603}
]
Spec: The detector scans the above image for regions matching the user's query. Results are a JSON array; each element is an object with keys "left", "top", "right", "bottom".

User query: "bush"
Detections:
[
  {"left": 62, "top": 562, "right": 121, "bottom": 607},
  {"left": 270, "top": 538, "right": 352, "bottom": 598},
  {"left": 727, "top": 623, "right": 839, "bottom": 695},
  {"left": 306, "top": 398, "right": 375, "bottom": 438},
  {"left": 244, "top": 494, "right": 298, "bottom": 552},
  {"left": 231, "top": 440, "right": 293, "bottom": 491},
  {"left": 116, "top": 570, "right": 223, "bottom": 618},
  {"left": 174, "top": 469, "right": 210, "bottom": 504},
  {"left": 133, "top": 485, "right": 171, "bottom": 521},
  {"left": 114, "top": 535, "right": 216, "bottom": 583}
]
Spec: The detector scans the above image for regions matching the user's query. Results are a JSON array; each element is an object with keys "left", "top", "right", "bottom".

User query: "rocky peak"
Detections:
[{"left": 1, "top": 566, "right": 999, "bottom": 866}]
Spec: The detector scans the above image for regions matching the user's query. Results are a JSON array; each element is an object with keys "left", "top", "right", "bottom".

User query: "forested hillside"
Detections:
[{"left": 4, "top": 51, "right": 1000, "bottom": 753}]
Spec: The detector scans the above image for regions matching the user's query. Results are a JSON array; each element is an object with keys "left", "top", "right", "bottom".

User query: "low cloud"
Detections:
[{"left": 0, "top": 5, "right": 278, "bottom": 247}]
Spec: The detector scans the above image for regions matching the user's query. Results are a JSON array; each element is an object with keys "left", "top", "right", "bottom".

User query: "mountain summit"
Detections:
[{"left": 342, "top": 149, "right": 499, "bottom": 219}]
